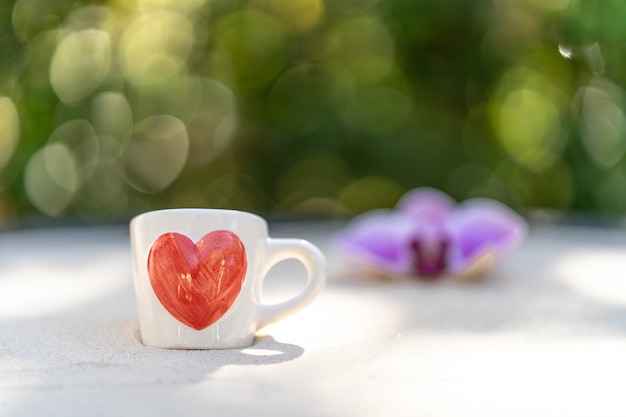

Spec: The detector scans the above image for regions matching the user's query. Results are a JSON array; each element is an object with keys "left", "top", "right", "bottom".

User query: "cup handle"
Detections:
[{"left": 258, "top": 238, "right": 326, "bottom": 328}]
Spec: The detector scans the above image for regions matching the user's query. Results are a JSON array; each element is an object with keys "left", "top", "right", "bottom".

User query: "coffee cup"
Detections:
[{"left": 130, "top": 209, "right": 326, "bottom": 349}]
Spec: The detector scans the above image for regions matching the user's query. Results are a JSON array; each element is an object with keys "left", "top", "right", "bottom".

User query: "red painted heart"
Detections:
[{"left": 147, "top": 230, "right": 247, "bottom": 331}]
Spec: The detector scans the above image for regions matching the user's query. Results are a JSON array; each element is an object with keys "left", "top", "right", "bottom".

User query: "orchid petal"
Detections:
[
  {"left": 396, "top": 187, "right": 455, "bottom": 226},
  {"left": 335, "top": 210, "right": 417, "bottom": 274},
  {"left": 445, "top": 198, "right": 527, "bottom": 274}
]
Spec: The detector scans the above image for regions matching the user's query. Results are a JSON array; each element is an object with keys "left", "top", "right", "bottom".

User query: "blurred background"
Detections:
[{"left": 1, "top": 0, "right": 625, "bottom": 224}]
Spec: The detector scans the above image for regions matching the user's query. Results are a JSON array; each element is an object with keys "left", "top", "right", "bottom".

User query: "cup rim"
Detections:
[{"left": 130, "top": 208, "right": 267, "bottom": 226}]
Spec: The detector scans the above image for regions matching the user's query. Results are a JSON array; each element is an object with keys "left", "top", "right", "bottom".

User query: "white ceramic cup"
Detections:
[{"left": 130, "top": 209, "right": 326, "bottom": 349}]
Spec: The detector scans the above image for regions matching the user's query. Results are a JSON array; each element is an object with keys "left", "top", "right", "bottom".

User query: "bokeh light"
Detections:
[
  {"left": 123, "top": 115, "right": 189, "bottom": 193},
  {"left": 489, "top": 63, "right": 573, "bottom": 172},
  {"left": 50, "top": 29, "right": 112, "bottom": 104},
  {"left": 0, "top": 97, "right": 20, "bottom": 171},
  {"left": 2, "top": 0, "right": 626, "bottom": 220},
  {"left": 24, "top": 143, "right": 79, "bottom": 216},
  {"left": 119, "top": 11, "right": 194, "bottom": 87},
  {"left": 214, "top": 9, "right": 291, "bottom": 90},
  {"left": 321, "top": 16, "right": 394, "bottom": 85},
  {"left": 91, "top": 92, "right": 133, "bottom": 144},
  {"left": 184, "top": 78, "right": 238, "bottom": 167},
  {"left": 579, "top": 77, "right": 626, "bottom": 169},
  {"left": 264, "top": 0, "right": 325, "bottom": 32}
]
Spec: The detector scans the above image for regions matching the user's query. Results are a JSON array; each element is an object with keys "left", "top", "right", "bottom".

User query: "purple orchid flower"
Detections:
[{"left": 335, "top": 187, "right": 527, "bottom": 280}]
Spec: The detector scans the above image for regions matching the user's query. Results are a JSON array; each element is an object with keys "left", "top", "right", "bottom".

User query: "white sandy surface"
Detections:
[{"left": 2, "top": 222, "right": 626, "bottom": 416}]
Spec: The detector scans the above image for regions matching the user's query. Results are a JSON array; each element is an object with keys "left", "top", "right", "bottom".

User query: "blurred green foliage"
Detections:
[{"left": 1, "top": 0, "right": 626, "bottom": 221}]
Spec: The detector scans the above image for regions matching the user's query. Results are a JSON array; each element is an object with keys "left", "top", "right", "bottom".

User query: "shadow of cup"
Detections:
[{"left": 122, "top": 321, "right": 304, "bottom": 385}]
